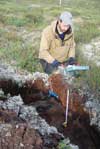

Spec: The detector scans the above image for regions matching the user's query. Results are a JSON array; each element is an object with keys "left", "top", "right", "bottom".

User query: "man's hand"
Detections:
[
  {"left": 67, "top": 57, "right": 76, "bottom": 65},
  {"left": 51, "top": 60, "right": 60, "bottom": 67}
]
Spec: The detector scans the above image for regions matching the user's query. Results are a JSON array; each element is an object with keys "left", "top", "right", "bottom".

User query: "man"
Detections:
[{"left": 39, "top": 11, "right": 76, "bottom": 74}]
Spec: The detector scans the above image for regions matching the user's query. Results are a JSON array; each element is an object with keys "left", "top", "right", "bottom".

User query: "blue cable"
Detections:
[{"left": 48, "top": 90, "right": 58, "bottom": 99}]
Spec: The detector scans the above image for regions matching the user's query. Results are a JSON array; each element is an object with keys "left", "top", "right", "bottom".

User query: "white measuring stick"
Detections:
[{"left": 65, "top": 89, "right": 70, "bottom": 124}]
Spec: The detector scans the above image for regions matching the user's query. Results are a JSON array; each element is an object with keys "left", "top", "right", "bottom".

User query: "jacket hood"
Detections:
[{"left": 51, "top": 20, "right": 73, "bottom": 40}]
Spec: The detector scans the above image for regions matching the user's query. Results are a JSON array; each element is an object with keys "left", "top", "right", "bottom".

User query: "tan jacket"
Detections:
[{"left": 39, "top": 21, "right": 76, "bottom": 63}]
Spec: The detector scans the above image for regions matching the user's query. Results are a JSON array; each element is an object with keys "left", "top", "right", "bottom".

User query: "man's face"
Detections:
[{"left": 58, "top": 20, "right": 70, "bottom": 32}]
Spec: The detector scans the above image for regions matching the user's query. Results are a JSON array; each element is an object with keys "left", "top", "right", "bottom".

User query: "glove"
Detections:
[
  {"left": 68, "top": 57, "right": 76, "bottom": 65},
  {"left": 51, "top": 60, "right": 60, "bottom": 67}
]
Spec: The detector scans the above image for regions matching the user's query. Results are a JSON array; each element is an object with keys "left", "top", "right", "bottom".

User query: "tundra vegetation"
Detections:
[{"left": 0, "top": 0, "right": 100, "bottom": 93}]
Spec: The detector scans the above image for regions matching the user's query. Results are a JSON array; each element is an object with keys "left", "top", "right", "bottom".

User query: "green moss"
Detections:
[{"left": 75, "top": 22, "right": 100, "bottom": 43}]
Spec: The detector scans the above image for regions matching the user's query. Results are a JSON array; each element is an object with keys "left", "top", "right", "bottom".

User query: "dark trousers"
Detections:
[{"left": 40, "top": 59, "right": 57, "bottom": 74}]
